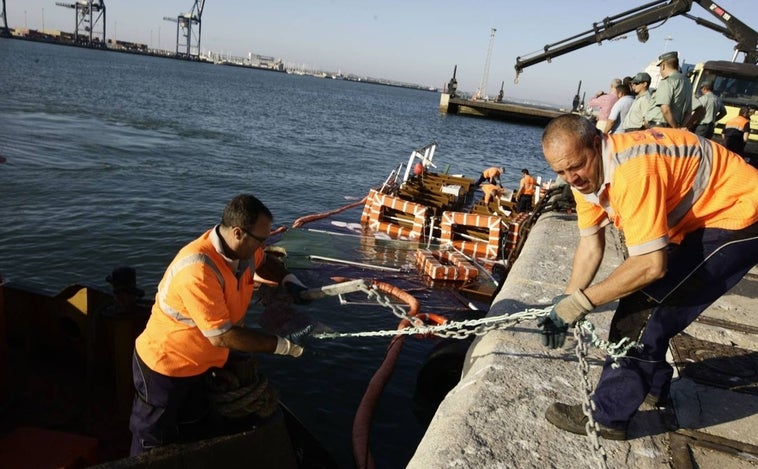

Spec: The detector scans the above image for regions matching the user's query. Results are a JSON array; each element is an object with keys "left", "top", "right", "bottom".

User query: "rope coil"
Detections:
[{"left": 205, "top": 357, "right": 280, "bottom": 420}]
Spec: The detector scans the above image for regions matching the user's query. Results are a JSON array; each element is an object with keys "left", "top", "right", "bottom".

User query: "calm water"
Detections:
[{"left": 0, "top": 39, "right": 550, "bottom": 468}]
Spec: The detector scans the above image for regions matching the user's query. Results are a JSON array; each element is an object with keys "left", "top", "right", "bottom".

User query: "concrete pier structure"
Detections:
[
  {"left": 440, "top": 93, "right": 563, "bottom": 126},
  {"left": 408, "top": 210, "right": 758, "bottom": 468}
]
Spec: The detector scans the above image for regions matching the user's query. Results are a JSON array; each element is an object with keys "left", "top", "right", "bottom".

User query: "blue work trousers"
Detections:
[
  {"left": 592, "top": 222, "right": 758, "bottom": 429},
  {"left": 129, "top": 351, "right": 210, "bottom": 455}
]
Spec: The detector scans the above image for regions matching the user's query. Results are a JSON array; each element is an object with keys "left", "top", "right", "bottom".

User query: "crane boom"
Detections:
[{"left": 514, "top": 0, "right": 758, "bottom": 74}]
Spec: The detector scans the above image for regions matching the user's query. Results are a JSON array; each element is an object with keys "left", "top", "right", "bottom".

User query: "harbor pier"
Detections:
[
  {"left": 409, "top": 205, "right": 758, "bottom": 467},
  {"left": 440, "top": 93, "right": 563, "bottom": 126}
]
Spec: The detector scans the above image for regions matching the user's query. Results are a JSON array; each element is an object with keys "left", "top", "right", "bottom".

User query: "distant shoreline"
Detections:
[{"left": 1, "top": 32, "right": 438, "bottom": 93}]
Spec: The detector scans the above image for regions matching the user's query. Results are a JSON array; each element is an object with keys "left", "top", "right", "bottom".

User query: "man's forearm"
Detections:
[
  {"left": 584, "top": 249, "right": 667, "bottom": 308},
  {"left": 660, "top": 105, "right": 676, "bottom": 127},
  {"left": 566, "top": 231, "right": 605, "bottom": 293}
]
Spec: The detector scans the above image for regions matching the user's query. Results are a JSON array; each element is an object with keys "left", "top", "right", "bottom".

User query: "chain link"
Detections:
[
  {"left": 316, "top": 282, "right": 640, "bottom": 467},
  {"left": 313, "top": 308, "right": 550, "bottom": 339},
  {"left": 574, "top": 325, "right": 608, "bottom": 469}
]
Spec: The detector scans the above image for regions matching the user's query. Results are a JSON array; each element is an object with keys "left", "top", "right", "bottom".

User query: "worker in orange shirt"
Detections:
[
  {"left": 480, "top": 183, "right": 503, "bottom": 210},
  {"left": 129, "top": 194, "right": 312, "bottom": 455},
  {"left": 516, "top": 168, "right": 536, "bottom": 213},
  {"left": 539, "top": 114, "right": 758, "bottom": 441},
  {"left": 474, "top": 166, "right": 504, "bottom": 187}
]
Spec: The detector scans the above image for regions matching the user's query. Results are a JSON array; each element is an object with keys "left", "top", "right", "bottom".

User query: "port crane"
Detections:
[
  {"left": 474, "top": 28, "right": 497, "bottom": 100},
  {"left": 163, "top": 0, "right": 206, "bottom": 59},
  {"left": 55, "top": 0, "right": 106, "bottom": 47},
  {"left": 1, "top": 0, "right": 9, "bottom": 37}
]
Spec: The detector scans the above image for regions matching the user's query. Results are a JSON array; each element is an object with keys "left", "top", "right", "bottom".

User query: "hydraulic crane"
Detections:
[
  {"left": 514, "top": 0, "right": 758, "bottom": 75},
  {"left": 55, "top": 0, "right": 106, "bottom": 47},
  {"left": 514, "top": 0, "right": 758, "bottom": 143},
  {"left": 163, "top": 0, "right": 206, "bottom": 59}
]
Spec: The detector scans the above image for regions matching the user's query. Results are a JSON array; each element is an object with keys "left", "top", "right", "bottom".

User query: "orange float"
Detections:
[
  {"left": 415, "top": 249, "right": 478, "bottom": 281},
  {"left": 363, "top": 189, "right": 428, "bottom": 240},
  {"left": 439, "top": 211, "right": 501, "bottom": 259}
]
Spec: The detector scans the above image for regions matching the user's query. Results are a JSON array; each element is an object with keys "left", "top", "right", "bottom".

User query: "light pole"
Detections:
[
  {"left": 662, "top": 35, "right": 673, "bottom": 53},
  {"left": 41, "top": 8, "right": 44, "bottom": 32},
  {"left": 24, "top": 10, "right": 27, "bottom": 29}
]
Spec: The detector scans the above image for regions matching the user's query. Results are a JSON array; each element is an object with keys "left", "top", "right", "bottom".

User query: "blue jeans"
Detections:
[{"left": 592, "top": 222, "right": 758, "bottom": 429}]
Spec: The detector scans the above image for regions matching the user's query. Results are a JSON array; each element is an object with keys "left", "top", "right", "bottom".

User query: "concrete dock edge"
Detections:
[{"left": 408, "top": 210, "right": 758, "bottom": 468}]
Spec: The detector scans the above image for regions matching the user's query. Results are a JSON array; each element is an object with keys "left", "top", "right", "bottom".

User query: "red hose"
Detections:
[
  {"left": 292, "top": 196, "right": 367, "bottom": 228},
  {"left": 352, "top": 280, "right": 419, "bottom": 469}
]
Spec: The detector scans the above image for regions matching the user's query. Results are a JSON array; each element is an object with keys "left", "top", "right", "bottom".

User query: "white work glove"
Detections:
[
  {"left": 553, "top": 290, "right": 594, "bottom": 325},
  {"left": 282, "top": 273, "right": 311, "bottom": 305},
  {"left": 274, "top": 336, "right": 304, "bottom": 358}
]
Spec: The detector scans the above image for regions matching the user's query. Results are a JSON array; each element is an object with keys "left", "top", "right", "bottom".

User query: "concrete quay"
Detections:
[
  {"left": 439, "top": 93, "right": 563, "bottom": 126},
  {"left": 408, "top": 210, "right": 758, "bottom": 468}
]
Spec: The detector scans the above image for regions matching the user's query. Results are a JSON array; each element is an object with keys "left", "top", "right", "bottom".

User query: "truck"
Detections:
[{"left": 514, "top": 0, "right": 758, "bottom": 152}]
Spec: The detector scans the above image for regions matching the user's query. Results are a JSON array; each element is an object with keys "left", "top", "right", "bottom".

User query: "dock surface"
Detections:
[{"left": 408, "top": 210, "right": 758, "bottom": 468}]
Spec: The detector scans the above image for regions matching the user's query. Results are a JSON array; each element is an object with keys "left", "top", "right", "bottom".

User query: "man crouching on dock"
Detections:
[{"left": 537, "top": 114, "right": 758, "bottom": 440}]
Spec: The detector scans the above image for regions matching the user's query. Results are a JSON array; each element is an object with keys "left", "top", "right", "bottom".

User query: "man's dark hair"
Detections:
[
  {"left": 221, "top": 194, "right": 272, "bottom": 228},
  {"left": 521, "top": 169, "right": 529, "bottom": 175}
]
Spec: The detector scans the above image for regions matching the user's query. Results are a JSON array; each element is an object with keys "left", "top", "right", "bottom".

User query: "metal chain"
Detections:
[
  {"left": 312, "top": 308, "right": 550, "bottom": 340},
  {"left": 318, "top": 281, "right": 639, "bottom": 468},
  {"left": 574, "top": 324, "right": 608, "bottom": 469}
]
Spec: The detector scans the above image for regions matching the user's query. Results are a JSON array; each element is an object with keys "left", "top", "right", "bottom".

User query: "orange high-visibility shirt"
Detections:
[
  {"left": 573, "top": 128, "right": 758, "bottom": 256},
  {"left": 135, "top": 227, "right": 265, "bottom": 377}
]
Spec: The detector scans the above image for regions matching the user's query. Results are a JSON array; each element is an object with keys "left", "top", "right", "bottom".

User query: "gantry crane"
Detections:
[
  {"left": 55, "top": 0, "right": 106, "bottom": 47},
  {"left": 163, "top": 0, "right": 206, "bottom": 59},
  {"left": 1, "top": 0, "right": 11, "bottom": 37}
]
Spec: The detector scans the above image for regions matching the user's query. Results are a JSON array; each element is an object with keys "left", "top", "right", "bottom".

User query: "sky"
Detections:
[{"left": 6, "top": 0, "right": 758, "bottom": 107}]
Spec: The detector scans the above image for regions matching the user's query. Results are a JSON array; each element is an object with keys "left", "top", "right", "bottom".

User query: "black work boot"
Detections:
[{"left": 545, "top": 402, "right": 628, "bottom": 440}]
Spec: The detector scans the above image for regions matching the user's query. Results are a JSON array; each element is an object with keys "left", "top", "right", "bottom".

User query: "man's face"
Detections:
[{"left": 543, "top": 134, "right": 603, "bottom": 195}]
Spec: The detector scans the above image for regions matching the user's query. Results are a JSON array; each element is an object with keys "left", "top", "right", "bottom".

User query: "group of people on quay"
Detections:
[{"left": 586, "top": 50, "right": 755, "bottom": 165}]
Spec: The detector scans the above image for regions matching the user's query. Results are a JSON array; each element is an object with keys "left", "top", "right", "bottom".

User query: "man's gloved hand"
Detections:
[
  {"left": 553, "top": 290, "right": 594, "bottom": 325},
  {"left": 274, "top": 336, "right": 304, "bottom": 358},
  {"left": 538, "top": 290, "right": 594, "bottom": 349},
  {"left": 282, "top": 273, "right": 312, "bottom": 305},
  {"left": 285, "top": 324, "right": 314, "bottom": 346}
]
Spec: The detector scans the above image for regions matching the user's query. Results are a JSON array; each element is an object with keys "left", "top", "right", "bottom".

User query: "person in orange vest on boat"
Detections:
[
  {"left": 480, "top": 183, "right": 503, "bottom": 208},
  {"left": 474, "top": 166, "right": 504, "bottom": 187},
  {"left": 516, "top": 168, "right": 536, "bottom": 213},
  {"left": 722, "top": 106, "right": 754, "bottom": 159},
  {"left": 539, "top": 114, "right": 758, "bottom": 441},
  {"left": 129, "top": 194, "right": 312, "bottom": 455}
]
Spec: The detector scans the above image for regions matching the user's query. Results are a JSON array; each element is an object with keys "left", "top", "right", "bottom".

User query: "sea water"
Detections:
[{"left": 0, "top": 38, "right": 551, "bottom": 468}]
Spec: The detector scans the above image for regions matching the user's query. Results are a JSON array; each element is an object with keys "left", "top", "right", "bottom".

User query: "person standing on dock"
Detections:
[
  {"left": 603, "top": 83, "right": 634, "bottom": 134},
  {"left": 652, "top": 51, "right": 692, "bottom": 129},
  {"left": 587, "top": 78, "right": 621, "bottom": 131},
  {"left": 620, "top": 72, "right": 660, "bottom": 132},
  {"left": 515, "top": 169, "right": 536, "bottom": 213},
  {"left": 129, "top": 194, "right": 312, "bottom": 455},
  {"left": 474, "top": 166, "right": 504, "bottom": 187},
  {"left": 690, "top": 81, "right": 726, "bottom": 139},
  {"left": 538, "top": 114, "right": 758, "bottom": 440}
]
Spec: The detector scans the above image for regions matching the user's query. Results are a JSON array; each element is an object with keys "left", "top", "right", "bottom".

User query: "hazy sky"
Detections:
[{"left": 6, "top": 0, "right": 758, "bottom": 106}]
